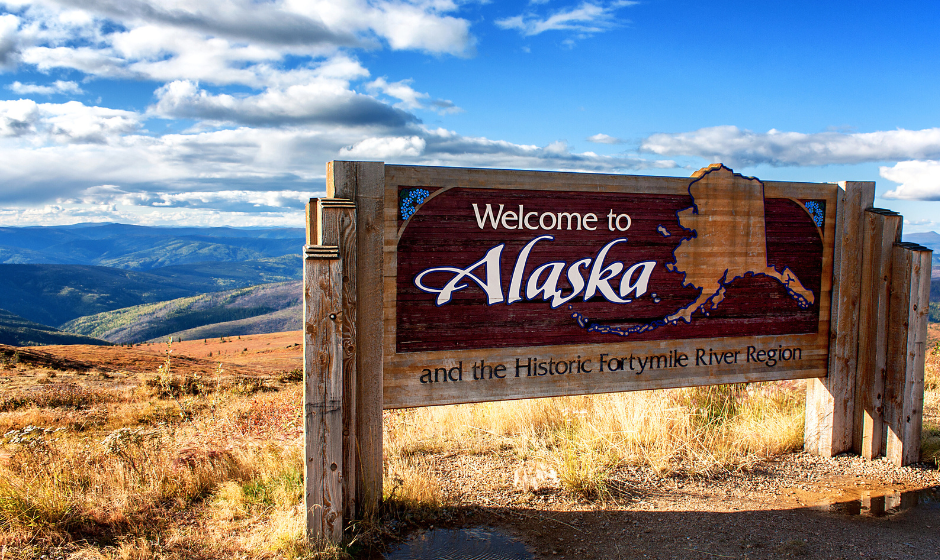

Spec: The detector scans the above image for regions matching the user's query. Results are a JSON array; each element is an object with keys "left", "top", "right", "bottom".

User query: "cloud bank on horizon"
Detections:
[{"left": 0, "top": 0, "right": 938, "bottom": 227}]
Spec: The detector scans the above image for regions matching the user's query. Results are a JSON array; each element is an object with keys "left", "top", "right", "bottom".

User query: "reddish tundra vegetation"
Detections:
[{"left": 0, "top": 328, "right": 937, "bottom": 559}]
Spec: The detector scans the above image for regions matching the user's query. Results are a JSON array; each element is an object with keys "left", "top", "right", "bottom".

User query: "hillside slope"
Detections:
[
  {"left": 154, "top": 305, "right": 301, "bottom": 342},
  {"left": 0, "top": 308, "right": 110, "bottom": 347},
  {"left": 145, "top": 255, "right": 301, "bottom": 288},
  {"left": 0, "top": 264, "right": 218, "bottom": 326},
  {"left": 61, "top": 281, "right": 300, "bottom": 343},
  {"left": 0, "top": 259, "right": 302, "bottom": 327}
]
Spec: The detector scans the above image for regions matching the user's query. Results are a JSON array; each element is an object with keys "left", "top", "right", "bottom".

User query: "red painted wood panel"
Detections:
[{"left": 396, "top": 186, "right": 824, "bottom": 353}]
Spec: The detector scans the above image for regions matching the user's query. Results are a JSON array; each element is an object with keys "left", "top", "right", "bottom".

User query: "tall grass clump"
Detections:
[
  {"left": 0, "top": 362, "right": 306, "bottom": 556},
  {"left": 384, "top": 381, "right": 806, "bottom": 501},
  {"left": 922, "top": 342, "right": 940, "bottom": 467},
  {"left": 0, "top": 423, "right": 247, "bottom": 545}
]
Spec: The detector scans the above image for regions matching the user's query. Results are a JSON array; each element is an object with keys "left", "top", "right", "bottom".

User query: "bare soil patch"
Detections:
[{"left": 384, "top": 451, "right": 940, "bottom": 560}]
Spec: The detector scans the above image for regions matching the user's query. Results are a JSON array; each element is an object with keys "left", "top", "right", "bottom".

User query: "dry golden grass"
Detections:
[
  {"left": 384, "top": 381, "right": 806, "bottom": 502},
  {"left": 0, "top": 368, "right": 330, "bottom": 559},
  {"left": 2, "top": 330, "right": 937, "bottom": 558},
  {"left": 922, "top": 341, "right": 940, "bottom": 467}
]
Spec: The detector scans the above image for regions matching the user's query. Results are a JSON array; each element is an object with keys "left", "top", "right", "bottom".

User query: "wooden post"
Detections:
[
  {"left": 303, "top": 244, "right": 344, "bottom": 542},
  {"left": 804, "top": 181, "right": 874, "bottom": 456},
  {"left": 884, "top": 242, "right": 932, "bottom": 466},
  {"left": 316, "top": 198, "right": 358, "bottom": 521},
  {"left": 854, "top": 209, "right": 902, "bottom": 458},
  {"left": 327, "top": 161, "right": 385, "bottom": 518}
]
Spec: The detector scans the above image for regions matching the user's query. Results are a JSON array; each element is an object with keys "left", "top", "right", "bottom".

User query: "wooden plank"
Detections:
[
  {"left": 329, "top": 160, "right": 385, "bottom": 517},
  {"left": 854, "top": 209, "right": 901, "bottom": 458},
  {"left": 303, "top": 247, "right": 343, "bottom": 542},
  {"left": 804, "top": 181, "right": 874, "bottom": 457},
  {"left": 383, "top": 164, "right": 836, "bottom": 199},
  {"left": 306, "top": 199, "right": 318, "bottom": 246},
  {"left": 884, "top": 242, "right": 932, "bottom": 466},
  {"left": 317, "top": 198, "right": 358, "bottom": 522},
  {"left": 384, "top": 332, "right": 827, "bottom": 408}
]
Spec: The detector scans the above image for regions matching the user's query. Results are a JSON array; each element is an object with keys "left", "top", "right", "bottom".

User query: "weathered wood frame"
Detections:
[
  {"left": 383, "top": 165, "right": 838, "bottom": 407},
  {"left": 303, "top": 162, "right": 932, "bottom": 543}
]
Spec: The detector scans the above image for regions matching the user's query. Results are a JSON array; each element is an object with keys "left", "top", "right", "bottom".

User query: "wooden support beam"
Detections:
[
  {"left": 884, "top": 242, "right": 932, "bottom": 466},
  {"left": 316, "top": 198, "right": 358, "bottom": 521},
  {"left": 328, "top": 161, "right": 385, "bottom": 518},
  {"left": 854, "top": 209, "right": 902, "bottom": 458},
  {"left": 804, "top": 181, "right": 874, "bottom": 456},
  {"left": 303, "top": 244, "right": 343, "bottom": 542}
]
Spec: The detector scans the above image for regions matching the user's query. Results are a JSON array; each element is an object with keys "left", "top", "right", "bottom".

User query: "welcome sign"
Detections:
[
  {"left": 304, "top": 161, "right": 930, "bottom": 541},
  {"left": 383, "top": 164, "right": 837, "bottom": 407}
]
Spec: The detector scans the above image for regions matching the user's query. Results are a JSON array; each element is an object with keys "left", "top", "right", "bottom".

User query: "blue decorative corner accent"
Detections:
[
  {"left": 400, "top": 188, "right": 430, "bottom": 221},
  {"left": 804, "top": 200, "right": 825, "bottom": 228}
]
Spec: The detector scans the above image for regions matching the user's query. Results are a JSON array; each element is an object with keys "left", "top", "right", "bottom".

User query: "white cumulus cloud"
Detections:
[
  {"left": 367, "top": 76, "right": 463, "bottom": 115},
  {"left": 0, "top": 13, "right": 20, "bottom": 68},
  {"left": 0, "top": 99, "right": 140, "bottom": 143},
  {"left": 640, "top": 125, "right": 940, "bottom": 167},
  {"left": 587, "top": 133, "right": 621, "bottom": 144},
  {"left": 881, "top": 160, "right": 940, "bottom": 200},
  {"left": 9, "top": 80, "right": 84, "bottom": 95},
  {"left": 340, "top": 135, "right": 427, "bottom": 158},
  {"left": 151, "top": 77, "right": 417, "bottom": 128}
]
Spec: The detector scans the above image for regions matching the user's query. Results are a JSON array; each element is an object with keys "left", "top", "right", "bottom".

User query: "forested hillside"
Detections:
[
  {"left": 61, "top": 281, "right": 300, "bottom": 343},
  {"left": 0, "top": 308, "right": 110, "bottom": 346}
]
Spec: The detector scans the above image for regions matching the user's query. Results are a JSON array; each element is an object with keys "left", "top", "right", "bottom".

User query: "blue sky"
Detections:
[{"left": 0, "top": 0, "right": 938, "bottom": 230}]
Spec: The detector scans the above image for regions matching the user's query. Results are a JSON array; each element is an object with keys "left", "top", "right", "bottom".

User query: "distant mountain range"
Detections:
[
  {"left": 0, "top": 308, "right": 109, "bottom": 347},
  {"left": 904, "top": 231, "right": 940, "bottom": 246},
  {"left": 63, "top": 281, "right": 300, "bottom": 343},
  {"left": 0, "top": 222, "right": 304, "bottom": 270},
  {"left": 0, "top": 260, "right": 301, "bottom": 327},
  {"left": 0, "top": 223, "right": 306, "bottom": 344}
]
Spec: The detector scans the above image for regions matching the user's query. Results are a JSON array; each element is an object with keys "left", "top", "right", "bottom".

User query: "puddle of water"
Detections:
[
  {"left": 384, "top": 527, "right": 533, "bottom": 560},
  {"left": 813, "top": 486, "right": 940, "bottom": 517}
]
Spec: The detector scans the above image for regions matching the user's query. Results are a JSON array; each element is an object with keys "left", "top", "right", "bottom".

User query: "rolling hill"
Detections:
[
  {"left": 0, "top": 308, "right": 110, "bottom": 347},
  {"left": 153, "top": 305, "right": 301, "bottom": 342},
  {"left": 0, "top": 259, "right": 302, "bottom": 328},
  {"left": 61, "top": 281, "right": 300, "bottom": 343}
]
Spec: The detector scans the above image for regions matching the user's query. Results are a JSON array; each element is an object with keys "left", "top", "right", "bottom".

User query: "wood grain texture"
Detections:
[
  {"left": 383, "top": 164, "right": 838, "bottom": 410},
  {"left": 303, "top": 249, "right": 343, "bottom": 542},
  {"left": 316, "top": 198, "right": 358, "bottom": 521},
  {"left": 884, "top": 242, "right": 932, "bottom": 466},
  {"left": 384, "top": 333, "right": 827, "bottom": 408},
  {"left": 854, "top": 209, "right": 901, "bottom": 458},
  {"left": 804, "top": 181, "right": 874, "bottom": 457},
  {"left": 306, "top": 199, "right": 318, "bottom": 246},
  {"left": 328, "top": 160, "right": 385, "bottom": 517}
]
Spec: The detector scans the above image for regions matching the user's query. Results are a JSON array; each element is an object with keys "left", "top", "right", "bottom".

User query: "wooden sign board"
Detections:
[
  {"left": 384, "top": 164, "right": 837, "bottom": 408},
  {"left": 303, "top": 161, "right": 931, "bottom": 543}
]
